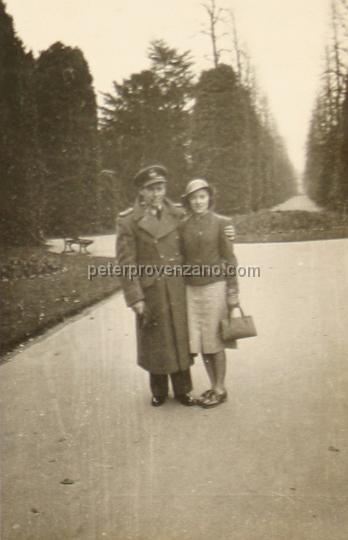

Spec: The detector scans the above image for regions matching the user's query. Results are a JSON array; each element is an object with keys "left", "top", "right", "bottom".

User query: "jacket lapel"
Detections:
[
  {"left": 156, "top": 206, "right": 178, "bottom": 239},
  {"left": 136, "top": 201, "right": 178, "bottom": 239},
  {"left": 137, "top": 213, "right": 162, "bottom": 238}
]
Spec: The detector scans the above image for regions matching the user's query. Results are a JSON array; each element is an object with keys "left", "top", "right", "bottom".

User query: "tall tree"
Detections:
[
  {"left": 100, "top": 40, "right": 194, "bottom": 203},
  {"left": 201, "top": 0, "right": 226, "bottom": 68},
  {"left": 201, "top": 1, "right": 252, "bottom": 88},
  {"left": 339, "top": 79, "right": 348, "bottom": 212},
  {"left": 101, "top": 69, "right": 163, "bottom": 203},
  {"left": 191, "top": 64, "right": 252, "bottom": 213},
  {"left": 0, "top": 0, "right": 43, "bottom": 245},
  {"left": 191, "top": 64, "right": 296, "bottom": 214},
  {"left": 304, "top": 0, "right": 348, "bottom": 210},
  {"left": 36, "top": 42, "right": 98, "bottom": 236}
]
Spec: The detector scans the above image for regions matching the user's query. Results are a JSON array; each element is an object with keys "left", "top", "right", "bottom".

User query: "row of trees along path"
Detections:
[
  {"left": 304, "top": 0, "right": 348, "bottom": 213},
  {"left": 0, "top": 0, "right": 297, "bottom": 247}
]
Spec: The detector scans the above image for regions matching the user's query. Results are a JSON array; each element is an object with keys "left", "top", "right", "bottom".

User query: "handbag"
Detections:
[{"left": 220, "top": 306, "right": 257, "bottom": 343}]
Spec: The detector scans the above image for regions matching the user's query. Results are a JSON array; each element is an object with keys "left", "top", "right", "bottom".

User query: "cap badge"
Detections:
[{"left": 149, "top": 169, "right": 158, "bottom": 179}]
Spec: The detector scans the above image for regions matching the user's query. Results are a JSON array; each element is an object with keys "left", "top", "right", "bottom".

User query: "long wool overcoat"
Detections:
[{"left": 116, "top": 198, "right": 193, "bottom": 375}]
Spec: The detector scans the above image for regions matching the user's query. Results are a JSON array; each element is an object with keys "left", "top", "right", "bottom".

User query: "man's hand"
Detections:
[
  {"left": 132, "top": 300, "right": 146, "bottom": 316},
  {"left": 224, "top": 224, "right": 235, "bottom": 241}
]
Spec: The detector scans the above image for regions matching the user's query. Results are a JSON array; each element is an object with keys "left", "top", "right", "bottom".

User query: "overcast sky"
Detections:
[{"left": 6, "top": 0, "right": 330, "bottom": 178}]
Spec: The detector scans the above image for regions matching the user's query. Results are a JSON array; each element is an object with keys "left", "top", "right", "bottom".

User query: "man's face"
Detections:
[{"left": 140, "top": 182, "right": 166, "bottom": 208}]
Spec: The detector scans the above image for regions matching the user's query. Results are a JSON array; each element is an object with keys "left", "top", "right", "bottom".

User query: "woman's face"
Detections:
[{"left": 188, "top": 188, "right": 210, "bottom": 214}]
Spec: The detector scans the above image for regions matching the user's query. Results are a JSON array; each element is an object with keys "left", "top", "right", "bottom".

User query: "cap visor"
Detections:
[{"left": 142, "top": 177, "right": 167, "bottom": 188}]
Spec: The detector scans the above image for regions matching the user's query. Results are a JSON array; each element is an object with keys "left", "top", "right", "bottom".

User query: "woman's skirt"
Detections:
[{"left": 186, "top": 280, "right": 236, "bottom": 354}]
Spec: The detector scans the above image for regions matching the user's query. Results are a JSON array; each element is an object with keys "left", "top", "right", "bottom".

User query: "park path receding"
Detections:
[{"left": 1, "top": 240, "right": 348, "bottom": 540}]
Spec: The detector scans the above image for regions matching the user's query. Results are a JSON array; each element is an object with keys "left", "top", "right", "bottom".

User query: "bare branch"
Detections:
[{"left": 200, "top": 0, "right": 229, "bottom": 68}]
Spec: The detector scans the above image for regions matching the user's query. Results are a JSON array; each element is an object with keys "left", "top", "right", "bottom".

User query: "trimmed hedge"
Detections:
[{"left": 234, "top": 210, "right": 348, "bottom": 241}]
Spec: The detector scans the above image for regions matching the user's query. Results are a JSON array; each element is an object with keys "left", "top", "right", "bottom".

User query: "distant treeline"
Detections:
[
  {"left": 304, "top": 0, "right": 348, "bottom": 212},
  {"left": 0, "top": 0, "right": 296, "bottom": 246}
]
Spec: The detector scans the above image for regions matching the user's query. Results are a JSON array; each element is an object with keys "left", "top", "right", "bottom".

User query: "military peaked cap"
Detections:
[{"left": 134, "top": 164, "right": 168, "bottom": 189}]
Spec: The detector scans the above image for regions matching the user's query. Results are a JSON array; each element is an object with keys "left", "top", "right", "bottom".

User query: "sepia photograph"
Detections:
[{"left": 1, "top": 0, "right": 348, "bottom": 539}]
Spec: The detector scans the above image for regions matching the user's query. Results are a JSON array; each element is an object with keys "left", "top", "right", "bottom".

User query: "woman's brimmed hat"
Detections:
[{"left": 181, "top": 178, "right": 213, "bottom": 200}]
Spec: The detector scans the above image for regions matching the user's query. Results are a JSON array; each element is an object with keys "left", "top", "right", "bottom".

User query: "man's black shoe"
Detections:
[
  {"left": 175, "top": 393, "right": 196, "bottom": 406},
  {"left": 151, "top": 396, "right": 166, "bottom": 407}
]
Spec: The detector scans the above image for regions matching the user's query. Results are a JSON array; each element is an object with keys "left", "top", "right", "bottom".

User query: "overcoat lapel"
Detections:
[{"left": 137, "top": 204, "right": 178, "bottom": 239}]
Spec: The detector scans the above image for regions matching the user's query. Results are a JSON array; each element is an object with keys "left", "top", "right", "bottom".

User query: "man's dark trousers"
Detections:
[{"left": 150, "top": 369, "right": 192, "bottom": 398}]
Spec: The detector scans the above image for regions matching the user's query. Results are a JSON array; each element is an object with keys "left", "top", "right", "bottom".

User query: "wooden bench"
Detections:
[
  {"left": 63, "top": 238, "right": 94, "bottom": 254},
  {"left": 77, "top": 238, "right": 93, "bottom": 254},
  {"left": 63, "top": 238, "right": 76, "bottom": 253}
]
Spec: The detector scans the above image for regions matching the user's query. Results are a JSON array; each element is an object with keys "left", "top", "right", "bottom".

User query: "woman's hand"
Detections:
[
  {"left": 229, "top": 305, "right": 239, "bottom": 318},
  {"left": 227, "top": 288, "right": 239, "bottom": 309},
  {"left": 224, "top": 224, "right": 235, "bottom": 241},
  {"left": 132, "top": 300, "right": 146, "bottom": 316}
]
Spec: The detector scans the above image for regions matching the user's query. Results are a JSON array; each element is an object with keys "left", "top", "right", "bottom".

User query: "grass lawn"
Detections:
[{"left": 1, "top": 247, "right": 120, "bottom": 357}]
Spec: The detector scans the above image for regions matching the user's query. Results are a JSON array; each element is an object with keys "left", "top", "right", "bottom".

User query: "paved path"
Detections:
[
  {"left": 1, "top": 240, "right": 348, "bottom": 540},
  {"left": 272, "top": 194, "right": 322, "bottom": 212}
]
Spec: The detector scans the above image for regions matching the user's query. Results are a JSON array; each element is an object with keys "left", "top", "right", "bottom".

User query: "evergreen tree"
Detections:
[
  {"left": 338, "top": 78, "right": 348, "bottom": 212},
  {"left": 36, "top": 42, "right": 98, "bottom": 236},
  {"left": 257, "top": 120, "right": 297, "bottom": 208},
  {"left": 304, "top": 0, "right": 348, "bottom": 211},
  {"left": 191, "top": 64, "right": 296, "bottom": 214},
  {"left": 100, "top": 40, "right": 194, "bottom": 203},
  {"left": 95, "top": 168, "right": 120, "bottom": 231},
  {"left": 191, "top": 64, "right": 254, "bottom": 213},
  {"left": 101, "top": 69, "right": 162, "bottom": 202},
  {"left": 0, "top": 0, "right": 43, "bottom": 245}
]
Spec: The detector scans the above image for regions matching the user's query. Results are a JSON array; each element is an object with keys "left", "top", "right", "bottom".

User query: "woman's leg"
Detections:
[
  {"left": 199, "top": 350, "right": 228, "bottom": 407},
  {"left": 211, "top": 350, "right": 227, "bottom": 395},
  {"left": 202, "top": 353, "right": 216, "bottom": 389}
]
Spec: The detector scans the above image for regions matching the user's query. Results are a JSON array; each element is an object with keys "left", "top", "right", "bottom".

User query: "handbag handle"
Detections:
[{"left": 229, "top": 304, "right": 245, "bottom": 318}]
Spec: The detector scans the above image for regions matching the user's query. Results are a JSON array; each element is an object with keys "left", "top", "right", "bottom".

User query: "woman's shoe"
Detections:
[
  {"left": 200, "top": 390, "right": 228, "bottom": 409},
  {"left": 197, "top": 389, "right": 214, "bottom": 404}
]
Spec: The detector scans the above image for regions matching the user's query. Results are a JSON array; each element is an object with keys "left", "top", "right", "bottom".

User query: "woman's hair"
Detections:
[{"left": 182, "top": 186, "right": 216, "bottom": 211}]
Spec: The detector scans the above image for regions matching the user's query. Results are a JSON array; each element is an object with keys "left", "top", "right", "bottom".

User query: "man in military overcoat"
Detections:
[{"left": 116, "top": 165, "right": 195, "bottom": 407}]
